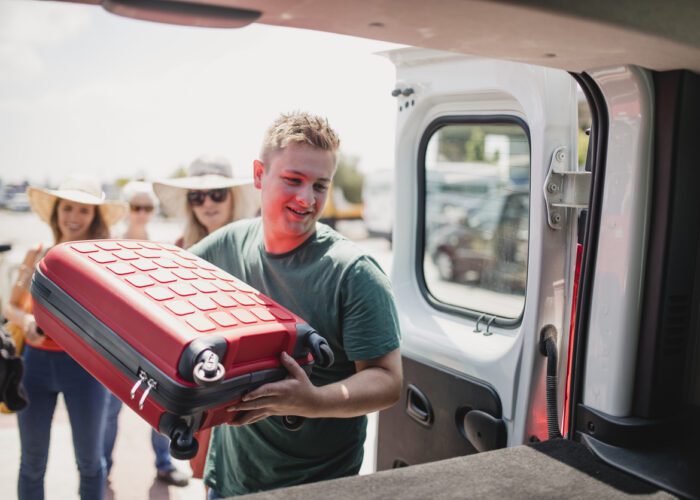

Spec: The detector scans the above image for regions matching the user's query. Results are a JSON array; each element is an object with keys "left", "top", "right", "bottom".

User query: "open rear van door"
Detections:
[{"left": 377, "top": 48, "right": 580, "bottom": 468}]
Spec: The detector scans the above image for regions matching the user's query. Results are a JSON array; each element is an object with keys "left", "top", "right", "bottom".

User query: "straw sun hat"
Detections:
[
  {"left": 26, "top": 175, "right": 127, "bottom": 227},
  {"left": 153, "top": 156, "right": 259, "bottom": 219}
]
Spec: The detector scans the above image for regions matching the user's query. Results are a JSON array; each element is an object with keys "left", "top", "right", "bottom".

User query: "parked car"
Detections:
[
  {"left": 429, "top": 189, "right": 528, "bottom": 293},
  {"left": 424, "top": 169, "right": 501, "bottom": 238},
  {"left": 5, "top": 193, "right": 31, "bottom": 212}
]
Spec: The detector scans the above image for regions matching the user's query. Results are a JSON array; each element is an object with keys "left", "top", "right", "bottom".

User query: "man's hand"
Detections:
[
  {"left": 226, "top": 347, "right": 402, "bottom": 426},
  {"left": 227, "top": 352, "right": 320, "bottom": 426}
]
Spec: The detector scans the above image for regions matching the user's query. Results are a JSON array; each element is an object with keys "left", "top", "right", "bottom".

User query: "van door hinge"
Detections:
[{"left": 543, "top": 147, "right": 591, "bottom": 230}]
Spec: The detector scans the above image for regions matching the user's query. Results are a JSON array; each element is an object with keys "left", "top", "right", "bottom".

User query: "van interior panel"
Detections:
[
  {"left": 377, "top": 355, "right": 503, "bottom": 469},
  {"left": 56, "top": 0, "right": 700, "bottom": 72},
  {"left": 635, "top": 70, "right": 700, "bottom": 418}
]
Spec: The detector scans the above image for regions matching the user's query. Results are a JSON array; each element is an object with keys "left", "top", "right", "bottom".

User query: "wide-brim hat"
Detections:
[
  {"left": 153, "top": 155, "right": 259, "bottom": 219},
  {"left": 27, "top": 175, "right": 127, "bottom": 227}
]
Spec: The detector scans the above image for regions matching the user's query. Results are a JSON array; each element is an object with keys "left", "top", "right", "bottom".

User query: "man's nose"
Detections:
[{"left": 296, "top": 185, "right": 315, "bottom": 208}]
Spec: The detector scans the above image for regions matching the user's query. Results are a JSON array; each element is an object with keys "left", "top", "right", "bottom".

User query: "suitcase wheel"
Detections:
[
  {"left": 306, "top": 332, "right": 335, "bottom": 368},
  {"left": 192, "top": 350, "right": 225, "bottom": 387},
  {"left": 282, "top": 415, "right": 305, "bottom": 431},
  {"left": 169, "top": 422, "right": 200, "bottom": 460}
]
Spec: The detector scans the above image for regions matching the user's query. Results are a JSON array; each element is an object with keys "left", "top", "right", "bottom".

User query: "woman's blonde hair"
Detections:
[
  {"left": 49, "top": 199, "right": 109, "bottom": 244},
  {"left": 181, "top": 187, "right": 236, "bottom": 248}
]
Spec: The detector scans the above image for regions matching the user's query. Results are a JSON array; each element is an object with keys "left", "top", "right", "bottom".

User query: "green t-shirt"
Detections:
[{"left": 190, "top": 218, "right": 401, "bottom": 496}]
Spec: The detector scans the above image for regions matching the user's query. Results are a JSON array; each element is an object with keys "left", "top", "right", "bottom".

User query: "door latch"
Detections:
[{"left": 543, "top": 147, "right": 591, "bottom": 230}]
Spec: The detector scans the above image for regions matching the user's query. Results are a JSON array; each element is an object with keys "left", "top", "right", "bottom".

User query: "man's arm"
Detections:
[{"left": 227, "top": 347, "right": 402, "bottom": 426}]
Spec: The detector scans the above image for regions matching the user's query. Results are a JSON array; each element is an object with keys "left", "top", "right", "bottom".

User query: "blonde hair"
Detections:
[
  {"left": 122, "top": 180, "right": 158, "bottom": 207},
  {"left": 260, "top": 111, "right": 341, "bottom": 165},
  {"left": 49, "top": 199, "right": 109, "bottom": 244},
  {"left": 181, "top": 187, "right": 236, "bottom": 248}
]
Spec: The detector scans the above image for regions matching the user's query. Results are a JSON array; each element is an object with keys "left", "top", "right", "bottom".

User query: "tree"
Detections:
[{"left": 334, "top": 154, "right": 364, "bottom": 204}]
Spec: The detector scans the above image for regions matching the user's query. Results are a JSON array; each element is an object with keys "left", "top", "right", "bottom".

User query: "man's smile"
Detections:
[{"left": 287, "top": 206, "right": 313, "bottom": 217}]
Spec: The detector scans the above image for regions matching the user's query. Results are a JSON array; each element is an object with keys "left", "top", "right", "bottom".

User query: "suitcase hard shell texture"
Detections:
[{"left": 30, "top": 239, "right": 333, "bottom": 458}]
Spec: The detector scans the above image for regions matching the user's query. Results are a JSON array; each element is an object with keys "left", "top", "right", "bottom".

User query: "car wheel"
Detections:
[{"left": 435, "top": 251, "right": 455, "bottom": 281}]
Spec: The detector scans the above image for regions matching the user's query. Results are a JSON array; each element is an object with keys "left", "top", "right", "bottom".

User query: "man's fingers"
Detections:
[
  {"left": 279, "top": 351, "right": 307, "bottom": 379},
  {"left": 241, "top": 380, "right": 289, "bottom": 402},
  {"left": 227, "top": 396, "right": 275, "bottom": 412}
]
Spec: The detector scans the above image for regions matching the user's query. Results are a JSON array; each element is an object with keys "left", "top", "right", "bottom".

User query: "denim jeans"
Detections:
[
  {"left": 17, "top": 345, "right": 108, "bottom": 500},
  {"left": 208, "top": 487, "right": 224, "bottom": 499},
  {"left": 103, "top": 393, "right": 174, "bottom": 474}
]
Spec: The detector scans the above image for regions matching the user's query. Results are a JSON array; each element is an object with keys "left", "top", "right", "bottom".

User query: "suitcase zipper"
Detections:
[{"left": 131, "top": 369, "right": 158, "bottom": 410}]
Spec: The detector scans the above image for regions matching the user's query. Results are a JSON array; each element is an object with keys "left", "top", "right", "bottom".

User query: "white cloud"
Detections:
[
  {"left": 0, "top": 1, "right": 91, "bottom": 45},
  {"left": 0, "top": 0, "right": 91, "bottom": 82},
  {"left": 0, "top": 41, "right": 42, "bottom": 80},
  {"left": 0, "top": 3, "right": 401, "bottom": 185}
]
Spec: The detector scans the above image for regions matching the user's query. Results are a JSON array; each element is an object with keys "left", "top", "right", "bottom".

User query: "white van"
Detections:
[{"left": 13, "top": 1, "right": 700, "bottom": 498}]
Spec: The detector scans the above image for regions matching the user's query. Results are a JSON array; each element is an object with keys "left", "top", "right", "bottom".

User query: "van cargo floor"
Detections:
[{"left": 240, "top": 439, "right": 675, "bottom": 499}]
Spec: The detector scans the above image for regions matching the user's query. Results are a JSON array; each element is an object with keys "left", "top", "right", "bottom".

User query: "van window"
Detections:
[{"left": 422, "top": 121, "right": 530, "bottom": 319}]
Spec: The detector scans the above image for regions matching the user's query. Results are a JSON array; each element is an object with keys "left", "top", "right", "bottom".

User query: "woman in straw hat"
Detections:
[
  {"left": 153, "top": 156, "right": 259, "bottom": 482},
  {"left": 4, "top": 175, "right": 125, "bottom": 500},
  {"left": 153, "top": 155, "right": 259, "bottom": 249}
]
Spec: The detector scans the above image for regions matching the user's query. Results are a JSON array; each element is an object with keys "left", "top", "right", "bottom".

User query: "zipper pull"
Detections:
[
  {"left": 139, "top": 378, "right": 157, "bottom": 410},
  {"left": 130, "top": 371, "right": 148, "bottom": 400}
]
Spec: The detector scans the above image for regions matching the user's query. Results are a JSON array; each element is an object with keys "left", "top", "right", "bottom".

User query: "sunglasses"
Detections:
[
  {"left": 187, "top": 188, "right": 230, "bottom": 206},
  {"left": 130, "top": 204, "right": 154, "bottom": 213}
]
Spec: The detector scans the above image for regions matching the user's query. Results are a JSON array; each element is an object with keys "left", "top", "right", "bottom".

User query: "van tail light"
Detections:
[{"left": 562, "top": 242, "right": 583, "bottom": 436}]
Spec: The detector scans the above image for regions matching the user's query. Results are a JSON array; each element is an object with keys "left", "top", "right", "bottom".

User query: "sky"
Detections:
[{"left": 0, "top": 0, "right": 402, "bottom": 186}]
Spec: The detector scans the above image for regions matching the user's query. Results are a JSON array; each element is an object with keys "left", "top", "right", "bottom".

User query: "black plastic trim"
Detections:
[
  {"left": 415, "top": 115, "right": 531, "bottom": 327},
  {"left": 580, "top": 432, "right": 700, "bottom": 499},
  {"left": 634, "top": 70, "right": 700, "bottom": 418},
  {"left": 575, "top": 404, "right": 688, "bottom": 448},
  {"left": 567, "top": 72, "right": 609, "bottom": 439},
  {"left": 405, "top": 383, "right": 434, "bottom": 427}
]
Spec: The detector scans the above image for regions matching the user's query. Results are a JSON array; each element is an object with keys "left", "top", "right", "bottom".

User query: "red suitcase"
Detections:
[{"left": 30, "top": 239, "right": 333, "bottom": 458}]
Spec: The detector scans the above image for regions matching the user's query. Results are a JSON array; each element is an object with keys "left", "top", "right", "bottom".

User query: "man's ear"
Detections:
[{"left": 253, "top": 160, "right": 264, "bottom": 189}]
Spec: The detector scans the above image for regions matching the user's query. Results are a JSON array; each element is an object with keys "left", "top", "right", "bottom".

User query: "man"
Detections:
[{"left": 190, "top": 111, "right": 402, "bottom": 497}]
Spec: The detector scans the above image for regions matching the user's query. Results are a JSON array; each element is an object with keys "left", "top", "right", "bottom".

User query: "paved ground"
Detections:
[
  {"left": 0, "top": 398, "right": 379, "bottom": 500},
  {"left": 0, "top": 398, "right": 206, "bottom": 500},
  {"left": 0, "top": 213, "right": 389, "bottom": 499}
]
